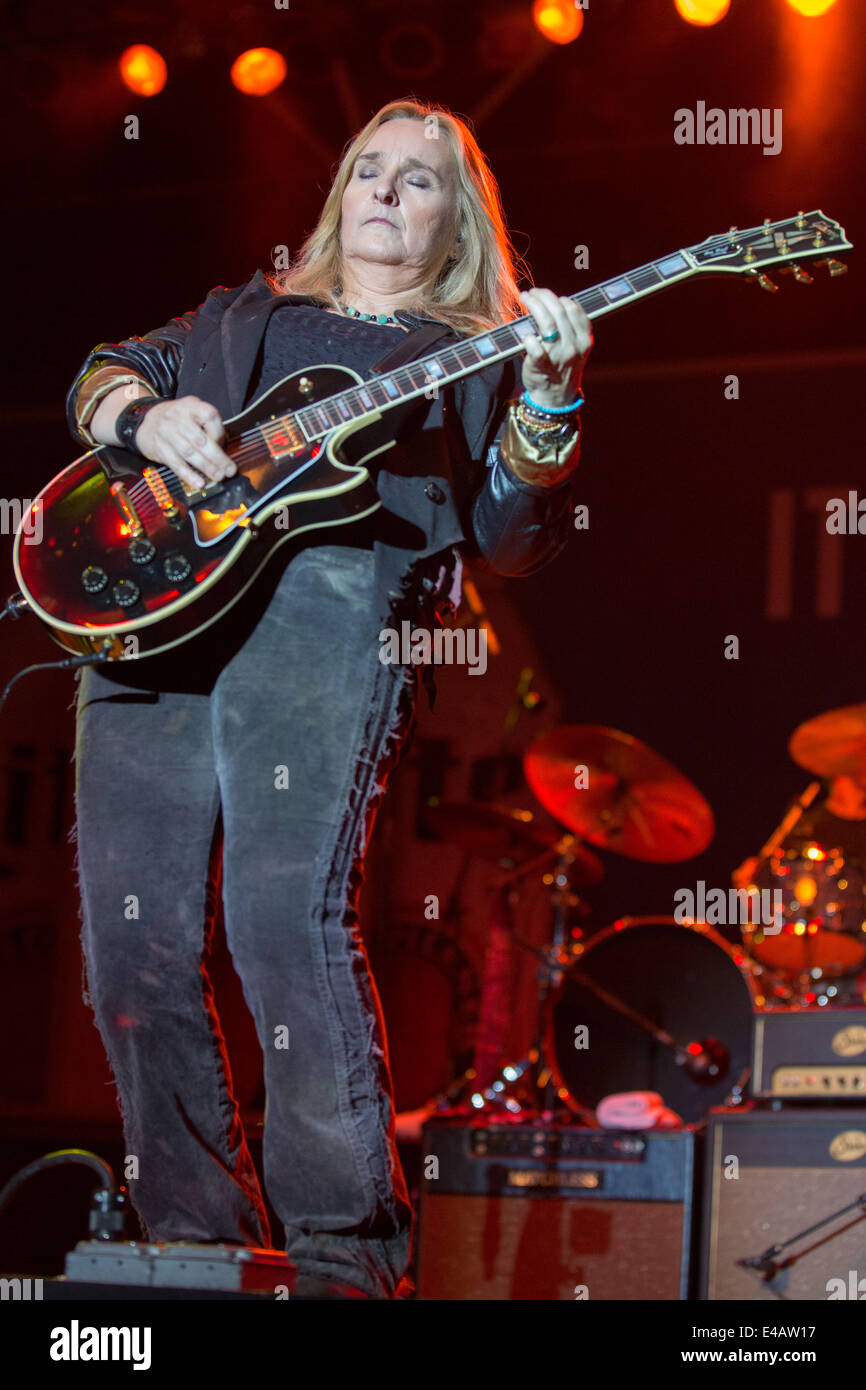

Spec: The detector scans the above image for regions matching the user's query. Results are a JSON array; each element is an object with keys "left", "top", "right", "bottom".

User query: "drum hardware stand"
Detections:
[
  {"left": 737, "top": 1191, "right": 866, "bottom": 1283},
  {"left": 751, "top": 780, "right": 823, "bottom": 874},
  {"left": 427, "top": 837, "right": 598, "bottom": 1123},
  {"left": 493, "top": 841, "right": 585, "bottom": 1122},
  {"left": 443, "top": 838, "right": 601, "bottom": 1124}
]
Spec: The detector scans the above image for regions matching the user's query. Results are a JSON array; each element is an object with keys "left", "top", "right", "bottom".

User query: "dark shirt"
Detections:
[
  {"left": 247, "top": 304, "right": 410, "bottom": 551},
  {"left": 249, "top": 303, "right": 407, "bottom": 399}
]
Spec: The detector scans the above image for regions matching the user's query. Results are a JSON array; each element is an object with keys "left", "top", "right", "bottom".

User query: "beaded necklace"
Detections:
[{"left": 338, "top": 300, "right": 403, "bottom": 327}]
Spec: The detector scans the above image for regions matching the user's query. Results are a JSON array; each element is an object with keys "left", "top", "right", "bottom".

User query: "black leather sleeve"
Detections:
[
  {"left": 471, "top": 433, "right": 578, "bottom": 576},
  {"left": 64, "top": 284, "right": 241, "bottom": 446},
  {"left": 453, "top": 354, "right": 579, "bottom": 577}
]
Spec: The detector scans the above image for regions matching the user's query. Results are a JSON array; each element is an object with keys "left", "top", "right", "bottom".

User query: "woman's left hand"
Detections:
[{"left": 519, "top": 288, "right": 593, "bottom": 409}]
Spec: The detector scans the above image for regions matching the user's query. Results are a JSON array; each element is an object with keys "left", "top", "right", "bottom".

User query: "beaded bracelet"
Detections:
[
  {"left": 515, "top": 398, "right": 580, "bottom": 440},
  {"left": 522, "top": 387, "right": 586, "bottom": 417},
  {"left": 516, "top": 402, "right": 576, "bottom": 434},
  {"left": 513, "top": 411, "right": 577, "bottom": 453}
]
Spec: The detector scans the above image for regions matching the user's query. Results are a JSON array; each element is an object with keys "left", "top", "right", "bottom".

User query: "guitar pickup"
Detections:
[
  {"left": 108, "top": 481, "right": 144, "bottom": 536},
  {"left": 261, "top": 419, "right": 306, "bottom": 460},
  {"left": 142, "top": 466, "right": 181, "bottom": 517}
]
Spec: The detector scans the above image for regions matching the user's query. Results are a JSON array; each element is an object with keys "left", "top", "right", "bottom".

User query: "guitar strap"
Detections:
[{"left": 368, "top": 320, "right": 456, "bottom": 375}]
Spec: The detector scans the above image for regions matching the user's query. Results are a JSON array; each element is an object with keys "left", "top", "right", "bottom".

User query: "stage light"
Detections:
[
  {"left": 230, "top": 48, "right": 287, "bottom": 95},
  {"left": 119, "top": 45, "right": 167, "bottom": 97},
  {"left": 673, "top": 0, "right": 730, "bottom": 25},
  {"left": 532, "top": 0, "right": 585, "bottom": 45},
  {"left": 787, "top": 0, "right": 838, "bottom": 13}
]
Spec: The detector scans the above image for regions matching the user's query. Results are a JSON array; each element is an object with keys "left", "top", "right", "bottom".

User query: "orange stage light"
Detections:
[
  {"left": 674, "top": 0, "right": 730, "bottom": 25},
  {"left": 230, "top": 48, "right": 287, "bottom": 95},
  {"left": 119, "top": 45, "right": 168, "bottom": 97},
  {"left": 532, "top": 0, "right": 585, "bottom": 45},
  {"left": 780, "top": 0, "right": 849, "bottom": 157},
  {"left": 786, "top": 0, "right": 838, "bottom": 14}
]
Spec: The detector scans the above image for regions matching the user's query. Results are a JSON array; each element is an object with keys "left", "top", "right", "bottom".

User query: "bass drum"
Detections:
[{"left": 546, "top": 916, "right": 759, "bottom": 1125}]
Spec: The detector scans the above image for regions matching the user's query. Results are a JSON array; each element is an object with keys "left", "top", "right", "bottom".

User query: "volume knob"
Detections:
[
  {"left": 163, "top": 553, "right": 192, "bottom": 583},
  {"left": 81, "top": 565, "right": 109, "bottom": 593},
  {"left": 128, "top": 538, "right": 157, "bottom": 565},
  {"left": 112, "top": 579, "right": 141, "bottom": 608}
]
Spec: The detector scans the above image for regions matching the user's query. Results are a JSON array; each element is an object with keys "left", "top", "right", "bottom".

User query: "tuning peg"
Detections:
[
  {"left": 748, "top": 272, "right": 778, "bottom": 292},
  {"left": 780, "top": 263, "right": 814, "bottom": 284},
  {"left": 815, "top": 258, "right": 848, "bottom": 277}
]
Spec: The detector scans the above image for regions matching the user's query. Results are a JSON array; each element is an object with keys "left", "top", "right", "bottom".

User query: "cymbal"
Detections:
[
  {"left": 424, "top": 801, "right": 604, "bottom": 885},
  {"left": 789, "top": 702, "right": 866, "bottom": 782},
  {"left": 523, "top": 725, "right": 715, "bottom": 863}
]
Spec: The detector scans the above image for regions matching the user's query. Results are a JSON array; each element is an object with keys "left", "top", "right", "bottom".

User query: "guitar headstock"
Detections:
[{"left": 686, "top": 211, "right": 852, "bottom": 291}]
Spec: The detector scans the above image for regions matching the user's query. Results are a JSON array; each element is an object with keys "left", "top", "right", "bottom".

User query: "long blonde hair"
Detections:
[{"left": 268, "top": 97, "right": 530, "bottom": 336}]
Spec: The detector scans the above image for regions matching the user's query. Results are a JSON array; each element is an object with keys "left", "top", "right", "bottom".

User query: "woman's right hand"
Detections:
[{"left": 134, "top": 396, "right": 236, "bottom": 490}]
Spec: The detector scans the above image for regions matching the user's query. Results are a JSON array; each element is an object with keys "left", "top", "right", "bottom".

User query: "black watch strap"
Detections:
[{"left": 115, "top": 396, "right": 164, "bottom": 454}]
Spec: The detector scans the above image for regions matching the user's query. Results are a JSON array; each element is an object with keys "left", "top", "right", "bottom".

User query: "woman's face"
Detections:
[{"left": 340, "top": 118, "right": 459, "bottom": 283}]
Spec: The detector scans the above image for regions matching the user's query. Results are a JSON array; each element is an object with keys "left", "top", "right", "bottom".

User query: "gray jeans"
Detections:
[{"left": 71, "top": 545, "right": 417, "bottom": 1298}]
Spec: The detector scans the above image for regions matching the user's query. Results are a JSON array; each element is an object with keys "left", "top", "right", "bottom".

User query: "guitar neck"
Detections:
[
  {"left": 273, "top": 248, "right": 697, "bottom": 449},
  {"left": 259, "top": 208, "right": 851, "bottom": 449}
]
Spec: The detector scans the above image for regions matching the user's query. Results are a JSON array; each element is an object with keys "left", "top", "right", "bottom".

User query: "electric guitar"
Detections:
[{"left": 13, "top": 210, "right": 852, "bottom": 660}]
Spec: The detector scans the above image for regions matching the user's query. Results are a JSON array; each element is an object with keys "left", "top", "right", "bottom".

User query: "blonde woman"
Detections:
[{"left": 66, "top": 98, "right": 592, "bottom": 1299}]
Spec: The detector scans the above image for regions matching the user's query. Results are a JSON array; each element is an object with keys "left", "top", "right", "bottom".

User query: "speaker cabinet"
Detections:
[
  {"left": 417, "top": 1119, "right": 695, "bottom": 1300},
  {"left": 701, "top": 1106, "right": 866, "bottom": 1300}
]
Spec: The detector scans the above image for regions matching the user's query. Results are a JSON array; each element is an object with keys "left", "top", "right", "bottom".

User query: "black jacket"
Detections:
[{"left": 66, "top": 270, "right": 578, "bottom": 628}]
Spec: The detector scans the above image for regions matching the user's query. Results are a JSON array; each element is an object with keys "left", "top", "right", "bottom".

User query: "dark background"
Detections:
[{"left": 0, "top": 0, "right": 864, "bottom": 1224}]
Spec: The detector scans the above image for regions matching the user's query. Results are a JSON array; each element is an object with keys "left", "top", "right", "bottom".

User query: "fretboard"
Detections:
[{"left": 259, "top": 246, "right": 698, "bottom": 449}]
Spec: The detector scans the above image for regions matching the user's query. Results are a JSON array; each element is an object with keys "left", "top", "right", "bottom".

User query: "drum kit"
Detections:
[{"left": 421, "top": 703, "right": 866, "bottom": 1129}]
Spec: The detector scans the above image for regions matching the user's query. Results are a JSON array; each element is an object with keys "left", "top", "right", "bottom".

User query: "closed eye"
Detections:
[{"left": 357, "top": 168, "right": 430, "bottom": 188}]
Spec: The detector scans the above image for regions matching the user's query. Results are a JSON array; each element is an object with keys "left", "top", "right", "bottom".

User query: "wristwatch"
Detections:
[{"left": 115, "top": 396, "right": 164, "bottom": 454}]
